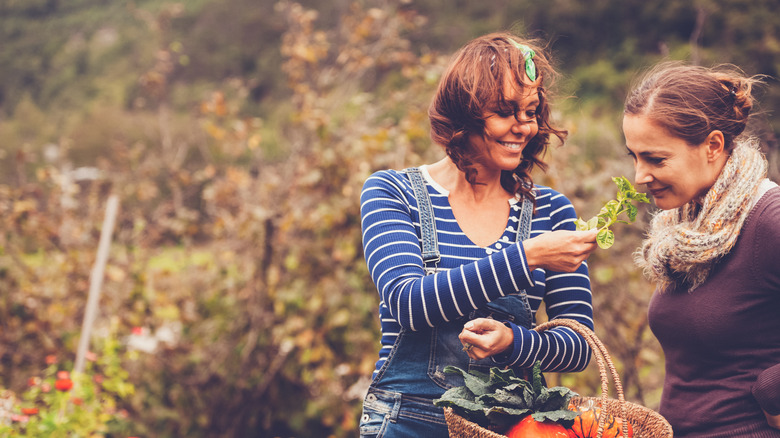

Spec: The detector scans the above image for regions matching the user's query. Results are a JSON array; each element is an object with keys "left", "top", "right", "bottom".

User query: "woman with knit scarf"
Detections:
[{"left": 623, "top": 62, "right": 780, "bottom": 437}]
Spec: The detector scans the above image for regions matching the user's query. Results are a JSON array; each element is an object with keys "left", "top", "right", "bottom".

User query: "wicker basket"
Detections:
[{"left": 444, "top": 318, "right": 673, "bottom": 438}]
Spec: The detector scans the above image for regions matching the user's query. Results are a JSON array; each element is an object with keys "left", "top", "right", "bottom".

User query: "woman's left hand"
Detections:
[{"left": 458, "top": 318, "right": 514, "bottom": 360}]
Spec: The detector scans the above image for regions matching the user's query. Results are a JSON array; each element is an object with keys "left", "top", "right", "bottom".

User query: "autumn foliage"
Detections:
[{"left": 0, "top": 1, "right": 778, "bottom": 437}]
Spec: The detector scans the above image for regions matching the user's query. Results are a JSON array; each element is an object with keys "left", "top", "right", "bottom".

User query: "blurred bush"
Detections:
[{"left": 0, "top": 321, "right": 134, "bottom": 437}]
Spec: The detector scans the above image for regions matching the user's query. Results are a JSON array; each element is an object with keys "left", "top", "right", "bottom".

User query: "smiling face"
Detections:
[
  {"left": 623, "top": 114, "right": 727, "bottom": 210},
  {"left": 467, "top": 78, "right": 540, "bottom": 174}
]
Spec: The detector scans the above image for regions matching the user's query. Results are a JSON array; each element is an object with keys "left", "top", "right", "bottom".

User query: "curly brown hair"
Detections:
[{"left": 428, "top": 32, "right": 567, "bottom": 202}]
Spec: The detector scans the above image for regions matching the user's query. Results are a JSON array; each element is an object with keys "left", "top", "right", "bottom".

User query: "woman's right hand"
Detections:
[
  {"left": 754, "top": 364, "right": 780, "bottom": 430},
  {"left": 765, "top": 410, "right": 780, "bottom": 430},
  {"left": 523, "top": 229, "right": 599, "bottom": 272}
]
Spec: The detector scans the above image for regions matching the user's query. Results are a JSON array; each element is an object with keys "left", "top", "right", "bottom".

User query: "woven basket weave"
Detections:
[{"left": 444, "top": 318, "right": 673, "bottom": 438}]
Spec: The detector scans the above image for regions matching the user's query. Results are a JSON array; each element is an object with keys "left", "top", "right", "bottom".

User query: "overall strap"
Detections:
[
  {"left": 514, "top": 194, "right": 534, "bottom": 243},
  {"left": 404, "top": 167, "right": 440, "bottom": 271}
]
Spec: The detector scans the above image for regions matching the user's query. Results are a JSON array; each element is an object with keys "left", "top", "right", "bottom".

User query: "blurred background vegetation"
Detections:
[{"left": 0, "top": 0, "right": 778, "bottom": 436}]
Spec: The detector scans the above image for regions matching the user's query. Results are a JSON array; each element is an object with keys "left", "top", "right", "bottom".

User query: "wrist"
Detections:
[
  {"left": 491, "top": 322, "right": 520, "bottom": 366},
  {"left": 499, "top": 322, "right": 514, "bottom": 352},
  {"left": 522, "top": 239, "right": 541, "bottom": 271}
]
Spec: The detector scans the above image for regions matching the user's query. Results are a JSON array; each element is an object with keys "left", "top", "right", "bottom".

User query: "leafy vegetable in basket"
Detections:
[
  {"left": 575, "top": 176, "right": 650, "bottom": 249},
  {"left": 433, "top": 361, "right": 579, "bottom": 433}
]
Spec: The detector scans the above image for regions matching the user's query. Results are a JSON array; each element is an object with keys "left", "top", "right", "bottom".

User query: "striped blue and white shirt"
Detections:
[{"left": 360, "top": 166, "right": 593, "bottom": 376}]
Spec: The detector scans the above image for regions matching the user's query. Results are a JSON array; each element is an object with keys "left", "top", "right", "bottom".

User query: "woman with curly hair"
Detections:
[{"left": 358, "top": 32, "right": 599, "bottom": 437}]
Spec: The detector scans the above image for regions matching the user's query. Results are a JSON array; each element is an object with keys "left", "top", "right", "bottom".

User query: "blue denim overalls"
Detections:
[{"left": 359, "top": 168, "right": 534, "bottom": 437}]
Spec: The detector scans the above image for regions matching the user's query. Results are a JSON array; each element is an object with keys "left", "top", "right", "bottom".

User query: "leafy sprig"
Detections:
[
  {"left": 575, "top": 176, "right": 650, "bottom": 249},
  {"left": 433, "top": 361, "right": 579, "bottom": 430}
]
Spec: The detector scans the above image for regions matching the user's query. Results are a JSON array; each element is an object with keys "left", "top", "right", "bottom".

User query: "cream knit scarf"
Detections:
[{"left": 635, "top": 138, "right": 768, "bottom": 292}]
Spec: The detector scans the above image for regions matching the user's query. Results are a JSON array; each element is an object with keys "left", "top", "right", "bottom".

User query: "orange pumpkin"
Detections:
[
  {"left": 567, "top": 408, "right": 633, "bottom": 438},
  {"left": 507, "top": 415, "right": 569, "bottom": 438}
]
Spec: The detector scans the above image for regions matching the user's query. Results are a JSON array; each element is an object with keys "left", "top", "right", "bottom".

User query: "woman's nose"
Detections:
[
  {"left": 634, "top": 163, "right": 653, "bottom": 185},
  {"left": 512, "top": 119, "right": 535, "bottom": 136}
]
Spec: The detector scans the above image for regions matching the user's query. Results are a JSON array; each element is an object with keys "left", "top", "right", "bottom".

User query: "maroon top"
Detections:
[{"left": 648, "top": 187, "right": 780, "bottom": 437}]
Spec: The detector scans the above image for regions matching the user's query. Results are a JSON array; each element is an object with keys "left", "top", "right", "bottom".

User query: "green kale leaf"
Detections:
[{"left": 433, "top": 361, "right": 579, "bottom": 429}]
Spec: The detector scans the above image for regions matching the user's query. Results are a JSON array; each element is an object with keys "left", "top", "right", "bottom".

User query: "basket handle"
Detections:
[{"left": 534, "top": 318, "right": 630, "bottom": 438}]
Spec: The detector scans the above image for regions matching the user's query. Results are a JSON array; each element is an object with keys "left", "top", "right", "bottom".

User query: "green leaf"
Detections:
[
  {"left": 597, "top": 229, "right": 615, "bottom": 249},
  {"left": 434, "top": 362, "right": 579, "bottom": 429},
  {"left": 501, "top": 380, "right": 533, "bottom": 396},
  {"left": 479, "top": 389, "right": 526, "bottom": 407},
  {"left": 531, "top": 361, "right": 543, "bottom": 400},
  {"left": 486, "top": 406, "right": 533, "bottom": 427},
  {"left": 434, "top": 386, "right": 482, "bottom": 413},
  {"left": 575, "top": 176, "right": 649, "bottom": 250},
  {"left": 489, "top": 367, "right": 522, "bottom": 387},
  {"left": 442, "top": 365, "right": 492, "bottom": 396},
  {"left": 531, "top": 408, "right": 580, "bottom": 423},
  {"left": 605, "top": 199, "right": 620, "bottom": 215},
  {"left": 537, "top": 386, "right": 576, "bottom": 412},
  {"left": 438, "top": 384, "right": 477, "bottom": 402},
  {"left": 523, "top": 384, "right": 536, "bottom": 407},
  {"left": 612, "top": 176, "right": 632, "bottom": 194},
  {"left": 632, "top": 191, "right": 650, "bottom": 203},
  {"left": 627, "top": 203, "right": 638, "bottom": 222}
]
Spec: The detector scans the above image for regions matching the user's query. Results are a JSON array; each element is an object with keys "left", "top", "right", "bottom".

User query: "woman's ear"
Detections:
[{"left": 704, "top": 130, "right": 726, "bottom": 162}]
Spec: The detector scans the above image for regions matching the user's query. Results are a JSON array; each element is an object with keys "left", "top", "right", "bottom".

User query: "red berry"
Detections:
[{"left": 55, "top": 378, "right": 73, "bottom": 392}]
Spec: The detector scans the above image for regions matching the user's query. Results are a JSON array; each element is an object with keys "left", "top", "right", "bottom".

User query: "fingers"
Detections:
[
  {"left": 458, "top": 327, "right": 478, "bottom": 359},
  {"left": 569, "top": 229, "right": 599, "bottom": 253},
  {"left": 571, "top": 230, "right": 599, "bottom": 265},
  {"left": 458, "top": 337, "right": 485, "bottom": 359},
  {"left": 524, "top": 229, "right": 599, "bottom": 272},
  {"left": 463, "top": 318, "right": 495, "bottom": 333},
  {"left": 582, "top": 229, "right": 599, "bottom": 244},
  {"left": 459, "top": 318, "right": 513, "bottom": 360},
  {"left": 458, "top": 321, "right": 487, "bottom": 350}
]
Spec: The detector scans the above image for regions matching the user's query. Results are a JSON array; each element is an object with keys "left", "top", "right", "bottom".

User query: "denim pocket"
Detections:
[
  {"left": 358, "top": 409, "right": 387, "bottom": 437},
  {"left": 359, "top": 391, "right": 393, "bottom": 437}
]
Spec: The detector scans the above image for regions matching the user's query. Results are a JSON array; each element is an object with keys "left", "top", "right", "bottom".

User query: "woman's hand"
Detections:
[
  {"left": 753, "top": 363, "right": 780, "bottom": 430},
  {"left": 523, "top": 229, "right": 599, "bottom": 272},
  {"left": 765, "top": 410, "right": 780, "bottom": 430},
  {"left": 458, "top": 318, "right": 514, "bottom": 360}
]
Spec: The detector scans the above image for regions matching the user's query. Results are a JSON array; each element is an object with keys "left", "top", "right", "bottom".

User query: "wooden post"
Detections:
[{"left": 74, "top": 194, "right": 119, "bottom": 375}]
